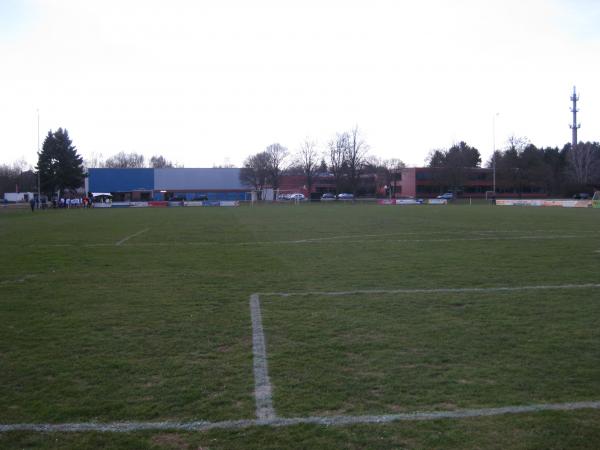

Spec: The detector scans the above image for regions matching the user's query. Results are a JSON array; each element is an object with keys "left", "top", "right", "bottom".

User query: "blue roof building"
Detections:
[{"left": 87, "top": 168, "right": 250, "bottom": 202}]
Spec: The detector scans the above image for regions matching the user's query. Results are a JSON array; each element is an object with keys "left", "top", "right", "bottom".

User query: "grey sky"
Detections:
[{"left": 1, "top": 0, "right": 599, "bottom": 168}]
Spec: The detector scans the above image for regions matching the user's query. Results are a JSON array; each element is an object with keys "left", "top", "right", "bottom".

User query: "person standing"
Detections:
[{"left": 30, "top": 198, "right": 35, "bottom": 212}]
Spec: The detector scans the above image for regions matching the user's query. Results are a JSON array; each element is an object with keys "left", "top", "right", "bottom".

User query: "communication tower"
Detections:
[{"left": 570, "top": 86, "right": 580, "bottom": 147}]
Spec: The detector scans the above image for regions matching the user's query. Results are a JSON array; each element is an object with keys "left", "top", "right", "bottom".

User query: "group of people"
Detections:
[
  {"left": 56, "top": 197, "right": 93, "bottom": 208},
  {"left": 30, "top": 195, "right": 96, "bottom": 211}
]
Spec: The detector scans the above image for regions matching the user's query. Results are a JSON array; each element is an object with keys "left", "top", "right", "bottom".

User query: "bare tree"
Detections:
[
  {"left": 213, "top": 157, "right": 236, "bottom": 168},
  {"left": 362, "top": 156, "right": 404, "bottom": 197},
  {"left": 265, "top": 143, "right": 288, "bottom": 194},
  {"left": 328, "top": 132, "right": 349, "bottom": 194},
  {"left": 345, "top": 126, "right": 369, "bottom": 196},
  {"left": 295, "top": 138, "right": 319, "bottom": 194},
  {"left": 381, "top": 158, "right": 405, "bottom": 197},
  {"left": 104, "top": 152, "right": 145, "bottom": 168},
  {"left": 506, "top": 135, "right": 530, "bottom": 154},
  {"left": 83, "top": 152, "right": 105, "bottom": 170},
  {"left": 0, "top": 160, "right": 36, "bottom": 194},
  {"left": 149, "top": 155, "right": 173, "bottom": 168},
  {"left": 566, "top": 142, "right": 600, "bottom": 186},
  {"left": 239, "top": 152, "right": 270, "bottom": 200}
]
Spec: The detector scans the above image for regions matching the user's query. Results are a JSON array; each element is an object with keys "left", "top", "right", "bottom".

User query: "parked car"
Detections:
[
  {"left": 289, "top": 193, "right": 305, "bottom": 201},
  {"left": 337, "top": 193, "right": 354, "bottom": 200},
  {"left": 573, "top": 193, "right": 590, "bottom": 200},
  {"left": 277, "top": 194, "right": 290, "bottom": 201},
  {"left": 321, "top": 193, "right": 336, "bottom": 200},
  {"left": 436, "top": 192, "right": 454, "bottom": 200}
]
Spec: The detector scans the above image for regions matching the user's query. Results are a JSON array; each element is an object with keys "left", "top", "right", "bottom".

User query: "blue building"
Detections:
[{"left": 87, "top": 168, "right": 250, "bottom": 202}]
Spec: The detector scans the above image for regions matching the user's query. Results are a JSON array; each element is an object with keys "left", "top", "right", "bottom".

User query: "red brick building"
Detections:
[
  {"left": 278, "top": 167, "right": 548, "bottom": 199},
  {"left": 394, "top": 167, "right": 546, "bottom": 198}
]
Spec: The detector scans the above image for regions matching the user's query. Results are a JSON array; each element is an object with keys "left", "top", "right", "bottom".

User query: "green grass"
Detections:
[
  {"left": 1, "top": 203, "right": 599, "bottom": 448},
  {"left": 3, "top": 409, "right": 600, "bottom": 449},
  {"left": 262, "top": 289, "right": 600, "bottom": 416}
]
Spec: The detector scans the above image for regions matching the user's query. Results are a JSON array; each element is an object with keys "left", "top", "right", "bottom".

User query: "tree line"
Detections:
[
  {"left": 0, "top": 160, "right": 37, "bottom": 195},
  {"left": 2, "top": 126, "right": 599, "bottom": 199},
  {"left": 240, "top": 126, "right": 407, "bottom": 198},
  {"left": 427, "top": 137, "right": 600, "bottom": 196},
  {"left": 0, "top": 129, "right": 85, "bottom": 197},
  {"left": 87, "top": 152, "right": 179, "bottom": 169},
  {"left": 0, "top": 129, "right": 180, "bottom": 198},
  {"left": 492, "top": 139, "right": 600, "bottom": 196}
]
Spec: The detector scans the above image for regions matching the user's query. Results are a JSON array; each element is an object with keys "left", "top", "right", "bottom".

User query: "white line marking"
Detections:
[
  {"left": 85, "top": 235, "right": 591, "bottom": 247},
  {"left": 26, "top": 229, "right": 600, "bottom": 249},
  {"left": 115, "top": 228, "right": 150, "bottom": 246},
  {"left": 0, "top": 274, "right": 36, "bottom": 285},
  {"left": 250, "top": 294, "right": 276, "bottom": 419},
  {"left": 280, "top": 235, "right": 582, "bottom": 245},
  {"left": 261, "top": 283, "right": 600, "bottom": 298},
  {"left": 392, "top": 235, "right": 581, "bottom": 243},
  {"left": 1, "top": 400, "right": 599, "bottom": 432},
  {"left": 242, "top": 231, "right": 596, "bottom": 246}
]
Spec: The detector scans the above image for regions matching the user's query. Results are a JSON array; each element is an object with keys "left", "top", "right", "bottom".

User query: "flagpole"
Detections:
[{"left": 37, "top": 109, "right": 41, "bottom": 208}]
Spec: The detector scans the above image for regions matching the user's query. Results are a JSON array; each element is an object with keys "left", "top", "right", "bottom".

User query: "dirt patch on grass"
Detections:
[
  {"left": 389, "top": 404, "right": 409, "bottom": 412},
  {"left": 151, "top": 433, "right": 190, "bottom": 449},
  {"left": 433, "top": 402, "right": 459, "bottom": 410}
]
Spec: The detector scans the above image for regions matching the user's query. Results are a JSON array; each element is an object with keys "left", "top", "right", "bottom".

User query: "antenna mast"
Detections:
[{"left": 570, "top": 86, "right": 580, "bottom": 147}]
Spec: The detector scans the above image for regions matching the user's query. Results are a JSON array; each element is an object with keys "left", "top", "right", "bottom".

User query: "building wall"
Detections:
[
  {"left": 88, "top": 168, "right": 250, "bottom": 201},
  {"left": 398, "top": 168, "right": 417, "bottom": 197},
  {"left": 89, "top": 168, "right": 154, "bottom": 193},
  {"left": 152, "top": 190, "right": 248, "bottom": 201},
  {"left": 278, "top": 174, "right": 336, "bottom": 195},
  {"left": 154, "top": 168, "right": 246, "bottom": 191}
]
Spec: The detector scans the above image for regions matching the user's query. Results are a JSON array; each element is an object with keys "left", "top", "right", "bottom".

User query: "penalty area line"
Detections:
[
  {"left": 249, "top": 294, "right": 276, "bottom": 420},
  {"left": 1, "top": 400, "right": 599, "bottom": 433},
  {"left": 115, "top": 228, "right": 150, "bottom": 246},
  {"left": 261, "top": 283, "right": 600, "bottom": 298},
  {"left": 0, "top": 274, "right": 37, "bottom": 285}
]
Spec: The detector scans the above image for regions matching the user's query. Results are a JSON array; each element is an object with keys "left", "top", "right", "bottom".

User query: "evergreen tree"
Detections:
[
  {"left": 426, "top": 141, "right": 481, "bottom": 193},
  {"left": 36, "top": 128, "right": 85, "bottom": 196}
]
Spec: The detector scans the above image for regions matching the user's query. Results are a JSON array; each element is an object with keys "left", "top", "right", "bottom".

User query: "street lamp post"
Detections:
[
  {"left": 37, "top": 109, "right": 41, "bottom": 209},
  {"left": 492, "top": 113, "right": 499, "bottom": 194}
]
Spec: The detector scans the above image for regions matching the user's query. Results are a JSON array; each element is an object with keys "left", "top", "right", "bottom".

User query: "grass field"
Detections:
[{"left": 1, "top": 203, "right": 600, "bottom": 449}]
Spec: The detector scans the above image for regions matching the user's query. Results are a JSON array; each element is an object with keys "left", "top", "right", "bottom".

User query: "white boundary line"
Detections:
[
  {"left": 26, "top": 229, "right": 600, "bottom": 249},
  {"left": 391, "top": 235, "right": 581, "bottom": 243},
  {"left": 115, "top": 228, "right": 150, "bottom": 246},
  {"left": 0, "top": 274, "right": 37, "bottom": 285},
  {"left": 261, "top": 283, "right": 600, "bottom": 297},
  {"left": 1, "top": 400, "right": 599, "bottom": 432},
  {"left": 249, "top": 234, "right": 585, "bottom": 246},
  {"left": 249, "top": 294, "right": 276, "bottom": 419}
]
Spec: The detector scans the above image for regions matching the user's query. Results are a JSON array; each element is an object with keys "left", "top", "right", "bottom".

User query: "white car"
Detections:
[
  {"left": 436, "top": 192, "right": 454, "bottom": 200},
  {"left": 337, "top": 193, "right": 354, "bottom": 200},
  {"left": 289, "top": 193, "right": 305, "bottom": 201}
]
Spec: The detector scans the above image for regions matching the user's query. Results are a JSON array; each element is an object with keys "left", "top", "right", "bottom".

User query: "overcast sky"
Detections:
[{"left": 1, "top": 0, "right": 599, "bottom": 169}]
